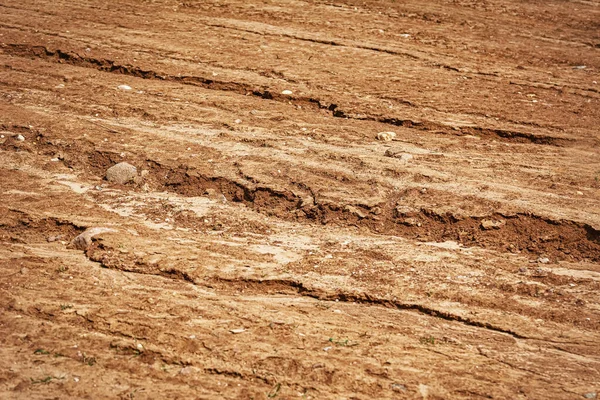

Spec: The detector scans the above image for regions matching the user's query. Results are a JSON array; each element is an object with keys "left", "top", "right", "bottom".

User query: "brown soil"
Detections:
[{"left": 1, "top": 1, "right": 599, "bottom": 399}]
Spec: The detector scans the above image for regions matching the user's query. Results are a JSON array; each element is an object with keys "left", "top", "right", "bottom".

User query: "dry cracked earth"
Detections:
[{"left": 1, "top": 0, "right": 599, "bottom": 399}]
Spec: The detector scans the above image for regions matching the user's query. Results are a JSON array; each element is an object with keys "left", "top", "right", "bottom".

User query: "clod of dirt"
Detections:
[
  {"left": 480, "top": 219, "right": 506, "bottom": 230},
  {"left": 106, "top": 162, "right": 137, "bottom": 184},
  {"left": 384, "top": 148, "right": 413, "bottom": 162},
  {"left": 376, "top": 131, "right": 396, "bottom": 141},
  {"left": 70, "top": 227, "right": 117, "bottom": 250},
  {"left": 537, "top": 257, "right": 550, "bottom": 264},
  {"left": 344, "top": 205, "right": 367, "bottom": 219}
]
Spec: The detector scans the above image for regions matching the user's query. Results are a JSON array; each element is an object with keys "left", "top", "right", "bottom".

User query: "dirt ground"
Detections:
[{"left": 0, "top": 0, "right": 599, "bottom": 398}]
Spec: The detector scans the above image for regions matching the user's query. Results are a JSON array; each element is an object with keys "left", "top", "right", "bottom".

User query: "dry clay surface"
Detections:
[{"left": 1, "top": 0, "right": 600, "bottom": 399}]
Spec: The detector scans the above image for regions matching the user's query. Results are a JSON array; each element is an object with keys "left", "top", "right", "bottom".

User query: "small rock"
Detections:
[
  {"left": 391, "top": 383, "right": 407, "bottom": 392},
  {"left": 394, "top": 205, "right": 419, "bottom": 217},
  {"left": 518, "top": 267, "right": 528, "bottom": 274},
  {"left": 234, "top": 119, "right": 242, "bottom": 124},
  {"left": 50, "top": 158, "right": 60, "bottom": 162},
  {"left": 106, "top": 162, "right": 137, "bottom": 184},
  {"left": 16, "top": 134, "right": 25, "bottom": 141},
  {"left": 402, "top": 217, "right": 421, "bottom": 227},
  {"left": 576, "top": 191, "right": 584, "bottom": 196},
  {"left": 323, "top": 346, "right": 332, "bottom": 351},
  {"left": 384, "top": 149, "right": 413, "bottom": 163},
  {"left": 480, "top": 219, "right": 505, "bottom": 230},
  {"left": 117, "top": 84, "right": 132, "bottom": 91},
  {"left": 583, "top": 393, "right": 597, "bottom": 399},
  {"left": 230, "top": 328, "right": 246, "bottom": 334},
  {"left": 47, "top": 234, "right": 64, "bottom": 242},
  {"left": 537, "top": 257, "right": 550, "bottom": 264},
  {"left": 376, "top": 131, "right": 396, "bottom": 141},
  {"left": 281, "top": 90, "right": 293, "bottom": 95},
  {"left": 70, "top": 227, "right": 117, "bottom": 250},
  {"left": 179, "top": 366, "right": 195, "bottom": 375}
]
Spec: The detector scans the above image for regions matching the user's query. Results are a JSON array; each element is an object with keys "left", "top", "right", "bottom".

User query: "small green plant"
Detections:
[
  {"left": 60, "top": 304, "right": 73, "bottom": 310},
  {"left": 420, "top": 336, "right": 436, "bottom": 345},
  {"left": 56, "top": 266, "right": 68, "bottom": 273},
  {"left": 267, "top": 383, "right": 281, "bottom": 398},
  {"left": 30, "top": 376, "right": 62, "bottom": 385},
  {"left": 82, "top": 353, "right": 96, "bottom": 366},
  {"left": 328, "top": 337, "right": 358, "bottom": 347}
]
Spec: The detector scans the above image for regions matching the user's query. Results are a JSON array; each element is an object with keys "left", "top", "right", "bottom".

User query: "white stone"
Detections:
[
  {"left": 281, "top": 90, "right": 293, "bottom": 95},
  {"left": 118, "top": 84, "right": 132, "bottom": 91},
  {"left": 376, "top": 131, "right": 396, "bottom": 141},
  {"left": 16, "top": 134, "right": 25, "bottom": 141}
]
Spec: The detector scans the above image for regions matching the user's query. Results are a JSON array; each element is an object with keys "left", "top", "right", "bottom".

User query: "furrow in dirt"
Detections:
[
  {"left": 210, "top": 277, "right": 528, "bottom": 340},
  {"left": 203, "top": 22, "right": 422, "bottom": 60},
  {"left": 0, "top": 43, "right": 567, "bottom": 146},
  {"left": 2, "top": 127, "right": 598, "bottom": 262},
  {"left": 0, "top": 207, "right": 85, "bottom": 244},
  {"left": 143, "top": 161, "right": 600, "bottom": 262}
]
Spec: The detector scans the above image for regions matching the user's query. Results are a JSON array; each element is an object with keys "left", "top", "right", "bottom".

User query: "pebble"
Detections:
[
  {"left": 480, "top": 219, "right": 505, "bottom": 230},
  {"left": 50, "top": 158, "right": 60, "bottom": 162},
  {"left": 281, "top": 90, "right": 293, "bottom": 95},
  {"left": 584, "top": 393, "right": 597, "bottom": 399},
  {"left": 376, "top": 131, "right": 396, "bottom": 141},
  {"left": 106, "top": 162, "right": 137, "bottom": 184},
  {"left": 537, "top": 257, "right": 550, "bottom": 264},
  {"left": 230, "top": 328, "right": 246, "bottom": 334},
  {"left": 179, "top": 367, "right": 195, "bottom": 375},
  {"left": 117, "top": 84, "right": 132, "bottom": 91},
  {"left": 70, "top": 227, "right": 117, "bottom": 250},
  {"left": 234, "top": 119, "right": 242, "bottom": 124},
  {"left": 16, "top": 134, "right": 25, "bottom": 141},
  {"left": 384, "top": 148, "right": 413, "bottom": 162},
  {"left": 391, "top": 383, "right": 407, "bottom": 392},
  {"left": 576, "top": 191, "right": 584, "bottom": 196}
]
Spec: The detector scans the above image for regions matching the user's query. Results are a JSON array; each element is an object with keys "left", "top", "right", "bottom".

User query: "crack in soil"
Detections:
[{"left": 0, "top": 43, "right": 568, "bottom": 146}]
